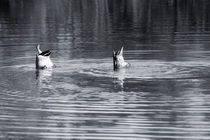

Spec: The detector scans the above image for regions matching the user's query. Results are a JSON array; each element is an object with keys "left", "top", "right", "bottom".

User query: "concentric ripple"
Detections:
[{"left": 1, "top": 58, "right": 210, "bottom": 139}]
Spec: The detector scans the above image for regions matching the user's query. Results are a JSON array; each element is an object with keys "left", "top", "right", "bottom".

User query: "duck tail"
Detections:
[{"left": 36, "top": 44, "right": 42, "bottom": 54}]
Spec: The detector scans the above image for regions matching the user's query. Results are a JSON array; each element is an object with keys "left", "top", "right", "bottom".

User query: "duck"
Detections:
[
  {"left": 113, "top": 47, "right": 130, "bottom": 70},
  {"left": 36, "top": 44, "right": 54, "bottom": 69}
]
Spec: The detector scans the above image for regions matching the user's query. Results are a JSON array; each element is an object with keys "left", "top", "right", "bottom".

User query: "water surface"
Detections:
[{"left": 1, "top": 0, "right": 210, "bottom": 139}]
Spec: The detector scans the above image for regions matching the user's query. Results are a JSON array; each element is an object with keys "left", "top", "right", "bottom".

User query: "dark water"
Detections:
[{"left": 1, "top": 0, "right": 210, "bottom": 139}]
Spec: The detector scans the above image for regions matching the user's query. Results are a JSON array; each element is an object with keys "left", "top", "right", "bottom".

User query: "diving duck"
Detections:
[
  {"left": 36, "top": 44, "right": 54, "bottom": 69},
  {"left": 113, "top": 47, "right": 130, "bottom": 71}
]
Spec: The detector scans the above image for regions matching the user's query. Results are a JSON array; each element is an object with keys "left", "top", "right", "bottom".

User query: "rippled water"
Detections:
[{"left": 1, "top": 0, "right": 210, "bottom": 139}]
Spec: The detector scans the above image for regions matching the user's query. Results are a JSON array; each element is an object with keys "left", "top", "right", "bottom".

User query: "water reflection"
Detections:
[
  {"left": 113, "top": 68, "right": 127, "bottom": 89},
  {"left": 36, "top": 69, "right": 53, "bottom": 83},
  {"left": 1, "top": 0, "right": 210, "bottom": 54}
]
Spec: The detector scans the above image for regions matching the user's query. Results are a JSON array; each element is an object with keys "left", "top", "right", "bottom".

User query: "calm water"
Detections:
[{"left": 1, "top": 0, "right": 210, "bottom": 139}]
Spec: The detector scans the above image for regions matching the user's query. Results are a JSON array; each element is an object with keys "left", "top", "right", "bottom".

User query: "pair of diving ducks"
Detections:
[{"left": 36, "top": 45, "right": 130, "bottom": 70}]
